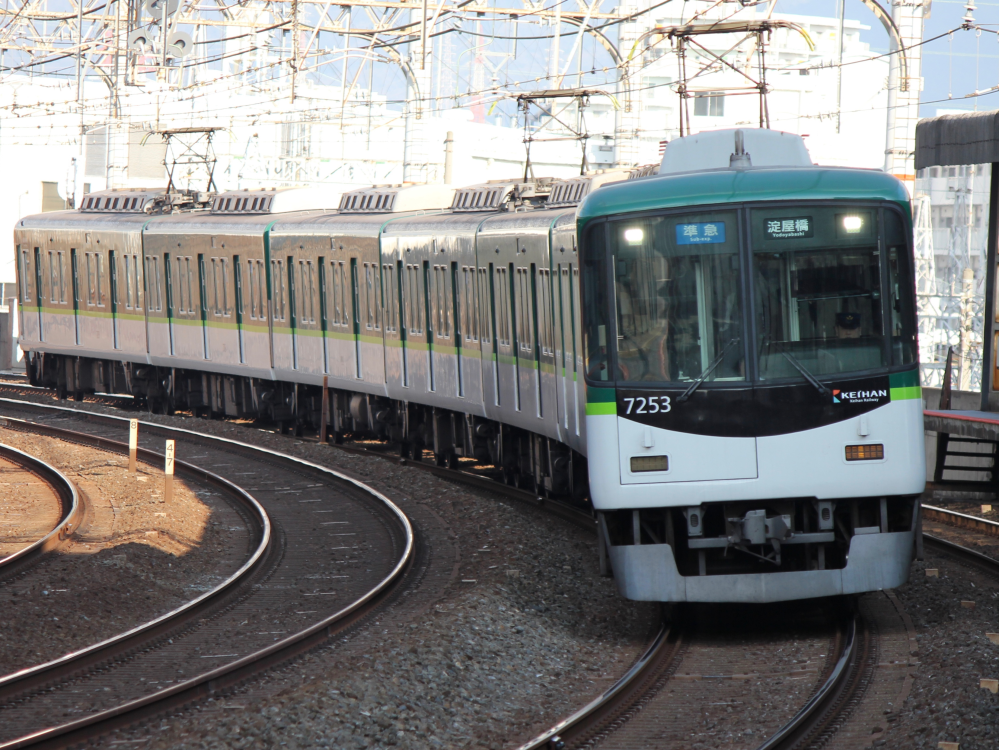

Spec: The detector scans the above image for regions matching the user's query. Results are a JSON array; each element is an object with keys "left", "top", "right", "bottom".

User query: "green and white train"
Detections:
[{"left": 14, "top": 128, "right": 925, "bottom": 603}]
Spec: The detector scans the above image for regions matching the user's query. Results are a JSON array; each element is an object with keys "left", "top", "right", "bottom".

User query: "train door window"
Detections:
[
  {"left": 198, "top": 254, "right": 208, "bottom": 321},
  {"left": 350, "top": 258, "right": 361, "bottom": 335},
  {"left": 96, "top": 254, "right": 105, "bottom": 307},
  {"left": 150, "top": 256, "right": 163, "bottom": 311},
  {"left": 234, "top": 255, "right": 244, "bottom": 318},
  {"left": 328, "top": 260, "right": 340, "bottom": 326},
  {"left": 109, "top": 250, "right": 118, "bottom": 307},
  {"left": 85, "top": 253, "right": 95, "bottom": 306},
  {"left": 422, "top": 261, "right": 432, "bottom": 339},
  {"left": 185, "top": 258, "right": 194, "bottom": 313},
  {"left": 286, "top": 256, "right": 296, "bottom": 329},
  {"left": 210, "top": 258, "right": 220, "bottom": 315},
  {"left": 164, "top": 253, "right": 174, "bottom": 319},
  {"left": 306, "top": 261, "right": 315, "bottom": 324},
  {"left": 318, "top": 258, "right": 328, "bottom": 330},
  {"left": 126, "top": 256, "right": 134, "bottom": 309},
  {"left": 257, "top": 261, "right": 266, "bottom": 319},
  {"left": 364, "top": 263, "right": 374, "bottom": 330},
  {"left": 33, "top": 248, "right": 43, "bottom": 307},
  {"left": 395, "top": 262, "right": 405, "bottom": 336},
  {"left": 382, "top": 264, "right": 396, "bottom": 333},
  {"left": 17, "top": 248, "right": 29, "bottom": 303},
  {"left": 451, "top": 263, "right": 461, "bottom": 343},
  {"left": 18, "top": 248, "right": 30, "bottom": 303},
  {"left": 479, "top": 268, "right": 492, "bottom": 345},
  {"left": 278, "top": 259, "right": 286, "bottom": 321},
  {"left": 247, "top": 260, "right": 257, "bottom": 319},
  {"left": 48, "top": 252, "right": 56, "bottom": 303},
  {"left": 174, "top": 257, "right": 185, "bottom": 314},
  {"left": 221, "top": 258, "right": 231, "bottom": 317},
  {"left": 58, "top": 252, "right": 66, "bottom": 303}
]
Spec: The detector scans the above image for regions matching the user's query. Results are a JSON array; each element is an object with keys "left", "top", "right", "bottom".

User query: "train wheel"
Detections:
[
  {"left": 446, "top": 452, "right": 459, "bottom": 470},
  {"left": 279, "top": 420, "right": 290, "bottom": 435},
  {"left": 56, "top": 383, "right": 67, "bottom": 400}
]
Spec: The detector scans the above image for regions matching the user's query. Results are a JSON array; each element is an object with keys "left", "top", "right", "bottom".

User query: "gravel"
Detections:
[
  {"left": 0, "top": 451, "right": 63, "bottom": 558},
  {"left": 0, "top": 426, "right": 248, "bottom": 676},
  {"left": 0, "top": 396, "right": 658, "bottom": 750},
  {"left": 881, "top": 503, "right": 999, "bottom": 750}
]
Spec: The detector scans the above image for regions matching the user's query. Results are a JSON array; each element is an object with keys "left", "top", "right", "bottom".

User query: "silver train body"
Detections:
[{"left": 14, "top": 134, "right": 926, "bottom": 603}]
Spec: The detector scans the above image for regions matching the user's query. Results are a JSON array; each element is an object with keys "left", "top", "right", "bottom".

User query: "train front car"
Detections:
[{"left": 580, "top": 129, "right": 925, "bottom": 604}]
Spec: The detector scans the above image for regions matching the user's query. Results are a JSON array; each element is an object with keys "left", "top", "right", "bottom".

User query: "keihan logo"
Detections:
[{"left": 832, "top": 388, "right": 889, "bottom": 405}]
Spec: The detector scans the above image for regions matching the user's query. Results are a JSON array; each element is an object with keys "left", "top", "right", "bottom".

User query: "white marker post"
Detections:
[
  {"left": 128, "top": 419, "right": 138, "bottom": 474},
  {"left": 164, "top": 439, "right": 175, "bottom": 504}
]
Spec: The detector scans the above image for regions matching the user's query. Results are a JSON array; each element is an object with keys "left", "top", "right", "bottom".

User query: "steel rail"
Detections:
[
  {"left": 0, "top": 403, "right": 415, "bottom": 750},
  {"left": 513, "top": 623, "right": 679, "bottom": 750},
  {"left": 0, "top": 442, "right": 83, "bottom": 576},
  {"left": 752, "top": 617, "right": 860, "bottom": 750},
  {"left": 0, "top": 415, "right": 273, "bottom": 704}
]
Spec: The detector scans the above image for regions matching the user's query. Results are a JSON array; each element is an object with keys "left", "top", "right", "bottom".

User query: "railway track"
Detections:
[
  {"left": 0, "top": 442, "right": 82, "bottom": 581},
  {"left": 0, "top": 401, "right": 414, "bottom": 749},
  {"left": 922, "top": 503, "right": 999, "bottom": 575},
  {"left": 0, "top": 390, "right": 909, "bottom": 750}
]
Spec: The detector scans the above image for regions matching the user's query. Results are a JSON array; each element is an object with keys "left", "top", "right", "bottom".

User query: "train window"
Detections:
[
  {"left": 451, "top": 263, "right": 461, "bottom": 346},
  {"left": 97, "top": 254, "right": 105, "bottom": 307},
  {"left": 222, "top": 258, "right": 231, "bottom": 317},
  {"left": 150, "top": 257, "right": 162, "bottom": 311},
  {"left": 18, "top": 249, "right": 30, "bottom": 303},
  {"left": 605, "top": 211, "right": 745, "bottom": 384},
  {"left": 329, "top": 262, "right": 339, "bottom": 325},
  {"left": 364, "top": 263, "right": 374, "bottom": 330},
  {"left": 752, "top": 205, "right": 886, "bottom": 380},
  {"left": 247, "top": 261, "right": 257, "bottom": 319},
  {"left": 132, "top": 254, "right": 142, "bottom": 310},
  {"left": 581, "top": 224, "right": 613, "bottom": 381},
  {"left": 395, "top": 262, "right": 404, "bottom": 335},
  {"left": 174, "top": 258, "right": 185, "bottom": 314},
  {"left": 257, "top": 260, "right": 266, "bottom": 319},
  {"left": 306, "top": 261, "right": 315, "bottom": 324},
  {"left": 382, "top": 264, "right": 395, "bottom": 333},
  {"left": 234, "top": 255, "right": 244, "bottom": 322},
  {"left": 124, "top": 256, "right": 132, "bottom": 308},
  {"left": 85, "top": 253, "right": 94, "bottom": 306},
  {"left": 433, "top": 265, "right": 448, "bottom": 339},
  {"left": 185, "top": 258, "right": 194, "bottom": 314},
  {"left": 211, "top": 258, "right": 221, "bottom": 315},
  {"left": 884, "top": 210, "right": 917, "bottom": 366},
  {"left": 271, "top": 259, "right": 286, "bottom": 321},
  {"left": 479, "top": 268, "right": 491, "bottom": 344}
]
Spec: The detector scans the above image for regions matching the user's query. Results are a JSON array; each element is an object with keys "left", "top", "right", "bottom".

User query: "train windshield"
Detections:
[
  {"left": 604, "top": 210, "right": 745, "bottom": 383},
  {"left": 752, "top": 206, "right": 907, "bottom": 380}
]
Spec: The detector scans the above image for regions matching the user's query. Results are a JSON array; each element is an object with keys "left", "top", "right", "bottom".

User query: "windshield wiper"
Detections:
[
  {"left": 677, "top": 338, "right": 740, "bottom": 403},
  {"left": 768, "top": 339, "right": 830, "bottom": 397}
]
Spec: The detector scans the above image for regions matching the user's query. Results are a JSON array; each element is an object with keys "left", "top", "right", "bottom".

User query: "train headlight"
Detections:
[
  {"left": 841, "top": 215, "right": 863, "bottom": 233},
  {"left": 623, "top": 228, "right": 644, "bottom": 244}
]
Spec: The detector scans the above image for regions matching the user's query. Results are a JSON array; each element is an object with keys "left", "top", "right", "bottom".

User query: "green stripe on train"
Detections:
[
  {"left": 889, "top": 370, "right": 921, "bottom": 401},
  {"left": 585, "top": 386, "right": 616, "bottom": 415}
]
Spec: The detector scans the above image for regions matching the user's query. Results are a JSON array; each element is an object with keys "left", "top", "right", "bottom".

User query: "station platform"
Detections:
[
  {"left": 924, "top": 409, "right": 999, "bottom": 440},
  {"left": 923, "top": 407, "right": 999, "bottom": 497}
]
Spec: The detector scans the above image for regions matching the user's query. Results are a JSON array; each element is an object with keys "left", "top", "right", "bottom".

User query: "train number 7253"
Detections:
[{"left": 622, "top": 396, "right": 672, "bottom": 415}]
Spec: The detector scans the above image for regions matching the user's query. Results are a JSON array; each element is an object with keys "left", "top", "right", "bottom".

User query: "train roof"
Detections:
[
  {"left": 268, "top": 210, "right": 422, "bottom": 237},
  {"left": 16, "top": 209, "right": 154, "bottom": 232},
  {"left": 576, "top": 166, "right": 911, "bottom": 225},
  {"left": 142, "top": 209, "right": 331, "bottom": 235}
]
